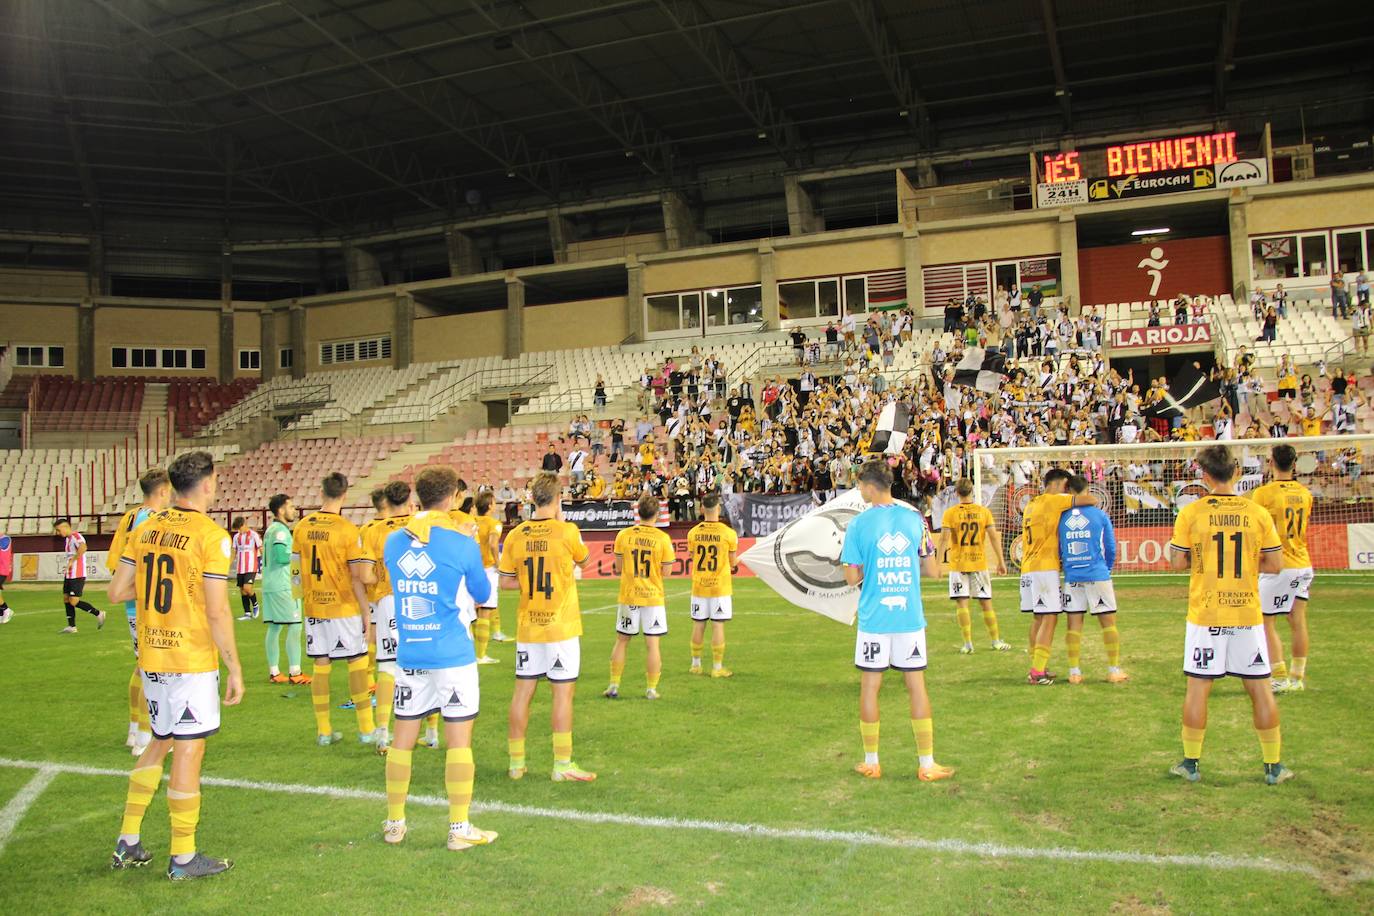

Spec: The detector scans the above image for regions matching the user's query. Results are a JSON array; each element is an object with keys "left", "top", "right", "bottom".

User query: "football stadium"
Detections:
[{"left": 2, "top": 0, "right": 1374, "bottom": 911}]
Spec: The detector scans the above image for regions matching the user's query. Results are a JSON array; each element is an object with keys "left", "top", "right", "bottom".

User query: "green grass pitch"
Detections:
[{"left": 1, "top": 575, "right": 1372, "bottom": 914}]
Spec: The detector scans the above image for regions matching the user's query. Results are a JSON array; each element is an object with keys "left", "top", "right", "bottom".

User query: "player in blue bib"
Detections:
[
  {"left": 840, "top": 459, "right": 953, "bottom": 782},
  {"left": 379, "top": 465, "right": 497, "bottom": 852},
  {"left": 1058, "top": 475, "right": 1127, "bottom": 685}
]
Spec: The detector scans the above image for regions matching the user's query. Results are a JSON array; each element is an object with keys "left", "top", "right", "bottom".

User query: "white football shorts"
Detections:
[
  {"left": 515, "top": 637, "right": 581, "bottom": 682},
  {"left": 616, "top": 604, "right": 668, "bottom": 636},
  {"left": 690, "top": 595, "right": 733, "bottom": 621},
  {"left": 305, "top": 614, "right": 367, "bottom": 660},
  {"left": 1063, "top": 580, "right": 1117, "bottom": 614},
  {"left": 854, "top": 629, "right": 928, "bottom": 672},
  {"left": 392, "top": 663, "right": 479, "bottom": 722},
  {"left": 142, "top": 670, "right": 220, "bottom": 740},
  {"left": 1019, "top": 570, "right": 1062, "bottom": 614},
  {"left": 948, "top": 571, "right": 991, "bottom": 600},
  {"left": 481, "top": 567, "right": 499, "bottom": 609},
  {"left": 1183, "top": 622, "right": 1270, "bottom": 679},
  {"left": 1259, "top": 568, "right": 1314, "bottom": 616},
  {"left": 371, "top": 596, "right": 398, "bottom": 662}
]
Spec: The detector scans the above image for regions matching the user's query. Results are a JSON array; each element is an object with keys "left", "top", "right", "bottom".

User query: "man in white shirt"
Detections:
[{"left": 567, "top": 447, "right": 588, "bottom": 485}]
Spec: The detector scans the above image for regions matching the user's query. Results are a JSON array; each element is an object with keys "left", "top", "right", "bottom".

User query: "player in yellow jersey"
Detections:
[
  {"left": 1020, "top": 468, "right": 1097, "bottom": 685},
  {"left": 1165, "top": 444, "right": 1291, "bottom": 780},
  {"left": 448, "top": 478, "right": 478, "bottom": 538},
  {"left": 939, "top": 478, "right": 1009, "bottom": 654},
  {"left": 107, "top": 467, "right": 172, "bottom": 755},
  {"left": 499, "top": 472, "right": 596, "bottom": 782},
  {"left": 638, "top": 437, "right": 657, "bottom": 474},
  {"left": 108, "top": 450, "right": 243, "bottom": 879},
  {"left": 359, "top": 487, "right": 388, "bottom": 682},
  {"left": 1169, "top": 444, "right": 1292, "bottom": 784},
  {"left": 605, "top": 495, "right": 675, "bottom": 699},
  {"left": 687, "top": 493, "right": 739, "bottom": 677},
  {"left": 1249, "top": 444, "right": 1315, "bottom": 693},
  {"left": 473, "top": 490, "right": 504, "bottom": 664},
  {"left": 359, "top": 480, "right": 413, "bottom": 751},
  {"left": 292, "top": 472, "right": 375, "bottom": 746}
]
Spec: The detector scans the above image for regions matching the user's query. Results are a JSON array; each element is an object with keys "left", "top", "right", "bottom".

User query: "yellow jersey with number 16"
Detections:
[
  {"left": 1170, "top": 494, "right": 1282, "bottom": 627},
  {"left": 120, "top": 507, "right": 232, "bottom": 674}
]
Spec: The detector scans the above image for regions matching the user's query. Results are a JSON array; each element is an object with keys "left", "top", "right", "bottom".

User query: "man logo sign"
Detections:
[{"left": 1137, "top": 246, "right": 1169, "bottom": 297}]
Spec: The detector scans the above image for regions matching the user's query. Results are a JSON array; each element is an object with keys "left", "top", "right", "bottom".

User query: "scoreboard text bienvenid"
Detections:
[{"left": 1042, "top": 132, "right": 1239, "bottom": 184}]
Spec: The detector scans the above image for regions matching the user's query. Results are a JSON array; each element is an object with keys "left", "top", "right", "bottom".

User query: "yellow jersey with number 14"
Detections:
[
  {"left": 498, "top": 518, "right": 589, "bottom": 643},
  {"left": 613, "top": 524, "right": 675, "bottom": 605},
  {"left": 1020, "top": 493, "right": 1072, "bottom": 573},
  {"left": 292, "top": 511, "right": 366, "bottom": 619},
  {"left": 1249, "top": 480, "right": 1313, "bottom": 568},
  {"left": 687, "top": 520, "right": 738, "bottom": 598},
  {"left": 941, "top": 502, "right": 993, "bottom": 572},
  {"left": 1170, "top": 493, "right": 1282, "bottom": 627},
  {"left": 120, "top": 507, "right": 232, "bottom": 674}
]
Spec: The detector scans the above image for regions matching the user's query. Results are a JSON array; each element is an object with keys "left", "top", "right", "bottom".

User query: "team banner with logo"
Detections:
[
  {"left": 721, "top": 493, "right": 815, "bottom": 538},
  {"left": 560, "top": 500, "right": 642, "bottom": 531},
  {"left": 740, "top": 488, "right": 923, "bottom": 626}
]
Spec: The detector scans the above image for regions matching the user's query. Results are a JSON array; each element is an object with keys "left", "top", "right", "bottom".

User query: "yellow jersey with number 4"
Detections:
[
  {"left": 292, "top": 511, "right": 366, "bottom": 619},
  {"left": 941, "top": 503, "right": 993, "bottom": 572},
  {"left": 1020, "top": 493, "right": 1072, "bottom": 573},
  {"left": 613, "top": 524, "right": 675, "bottom": 605},
  {"left": 687, "top": 520, "right": 738, "bottom": 598},
  {"left": 120, "top": 507, "right": 232, "bottom": 674},
  {"left": 1170, "top": 494, "right": 1282, "bottom": 627},
  {"left": 498, "top": 518, "right": 588, "bottom": 643},
  {"left": 1249, "top": 480, "right": 1313, "bottom": 568}
]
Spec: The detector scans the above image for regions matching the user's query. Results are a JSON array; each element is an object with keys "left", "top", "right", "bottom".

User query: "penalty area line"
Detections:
[{"left": 0, "top": 757, "right": 1348, "bottom": 880}]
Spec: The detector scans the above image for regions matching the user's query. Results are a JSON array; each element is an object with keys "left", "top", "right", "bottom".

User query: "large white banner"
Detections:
[
  {"left": 739, "top": 488, "right": 922, "bottom": 626},
  {"left": 1347, "top": 524, "right": 1374, "bottom": 570},
  {"left": 14, "top": 551, "right": 114, "bottom": 582}
]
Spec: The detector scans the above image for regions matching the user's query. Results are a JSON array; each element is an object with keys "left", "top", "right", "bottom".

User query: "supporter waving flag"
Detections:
[
  {"left": 933, "top": 347, "right": 1007, "bottom": 394},
  {"left": 869, "top": 402, "right": 911, "bottom": 455}
]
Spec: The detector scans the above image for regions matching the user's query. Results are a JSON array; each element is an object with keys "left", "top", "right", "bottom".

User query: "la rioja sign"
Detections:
[{"left": 1110, "top": 324, "right": 1213, "bottom": 351}]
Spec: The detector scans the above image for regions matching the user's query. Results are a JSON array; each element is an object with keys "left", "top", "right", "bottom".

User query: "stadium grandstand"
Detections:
[{"left": 2, "top": 0, "right": 1373, "bottom": 907}]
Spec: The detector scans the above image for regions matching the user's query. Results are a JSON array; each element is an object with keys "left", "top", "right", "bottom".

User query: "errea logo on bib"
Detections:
[
  {"left": 398, "top": 551, "right": 435, "bottom": 579},
  {"left": 877, "top": 532, "right": 911, "bottom": 555}
]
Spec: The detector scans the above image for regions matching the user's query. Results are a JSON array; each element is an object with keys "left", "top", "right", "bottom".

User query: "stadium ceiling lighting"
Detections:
[{"left": 1132, "top": 227, "right": 1170, "bottom": 235}]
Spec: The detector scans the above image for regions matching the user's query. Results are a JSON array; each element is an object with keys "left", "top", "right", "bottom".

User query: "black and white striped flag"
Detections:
[
  {"left": 869, "top": 401, "right": 910, "bottom": 455},
  {"left": 937, "top": 347, "right": 1007, "bottom": 394}
]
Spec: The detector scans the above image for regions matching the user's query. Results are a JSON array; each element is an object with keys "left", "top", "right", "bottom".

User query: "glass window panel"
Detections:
[
  {"left": 1336, "top": 230, "right": 1364, "bottom": 273},
  {"left": 280, "top": 348, "right": 293, "bottom": 369},
  {"left": 817, "top": 279, "right": 840, "bottom": 317},
  {"left": 1252, "top": 236, "right": 1298, "bottom": 280},
  {"left": 1301, "top": 233, "right": 1328, "bottom": 276},
  {"left": 49, "top": 347, "right": 63, "bottom": 367},
  {"left": 680, "top": 293, "right": 701, "bottom": 330},
  {"left": 844, "top": 277, "right": 867, "bottom": 314},
  {"left": 16, "top": 347, "right": 32, "bottom": 367},
  {"left": 778, "top": 280, "right": 818, "bottom": 320},
  {"left": 112, "top": 348, "right": 127, "bottom": 369},
  {"left": 646, "top": 294, "right": 680, "bottom": 333},
  {"left": 176, "top": 350, "right": 189, "bottom": 369},
  {"left": 726, "top": 286, "right": 761, "bottom": 325},
  {"left": 704, "top": 290, "right": 725, "bottom": 328},
  {"left": 381, "top": 337, "right": 392, "bottom": 359}
]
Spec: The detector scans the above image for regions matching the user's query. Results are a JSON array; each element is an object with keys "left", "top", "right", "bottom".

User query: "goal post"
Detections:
[{"left": 971, "top": 434, "right": 1374, "bottom": 575}]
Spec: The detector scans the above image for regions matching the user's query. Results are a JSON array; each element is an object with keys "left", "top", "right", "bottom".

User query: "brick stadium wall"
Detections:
[{"left": 1078, "top": 235, "right": 1231, "bottom": 304}]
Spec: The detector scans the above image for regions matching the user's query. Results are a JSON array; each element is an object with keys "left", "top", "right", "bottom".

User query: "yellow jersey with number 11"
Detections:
[{"left": 1170, "top": 493, "right": 1282, "bottom": 627}]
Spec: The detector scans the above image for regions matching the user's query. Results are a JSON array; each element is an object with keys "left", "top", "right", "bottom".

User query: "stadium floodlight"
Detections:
[{"left": 1132, "top": 228, "right": 1170, "bottom": 235}]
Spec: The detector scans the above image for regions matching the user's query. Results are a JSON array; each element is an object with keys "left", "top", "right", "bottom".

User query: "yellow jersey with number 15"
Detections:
[
  {"left": 1170, "top": 493, "right": 1282, "bottom": 627},
  {"left": 941, "top": 502, "right": 993, "bottom": 572},
  {"left": 120, "top": 507, "right": 232, "bottom": 674},
  {"left": 1020, "top": 493, "right": 1072, "bottom": 573},
  {"left": 613, "top": 524, "right": 675, "bottom": 605},
  {"left": 292, "top": 511, "right": 366, "bottom": 619},
  {"left": 498, "top": 518, "right": 589, "bottom": 643},
  {"left": 1249, "top": 480, "right": 1313, "bottom": 568},
  {"left": 687, "top": 520, "right": 738, "bottom": 598}
]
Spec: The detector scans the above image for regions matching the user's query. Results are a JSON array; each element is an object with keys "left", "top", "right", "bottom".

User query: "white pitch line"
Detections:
[
  {"left": 0, "top": 766, "right": 58, "bottom": 857},
  {"left": 0, "top": 757, "right": 1353, "bottom": 880}
]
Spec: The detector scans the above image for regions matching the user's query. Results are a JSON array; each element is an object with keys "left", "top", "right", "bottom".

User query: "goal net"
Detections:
[{"left": 970, "top": 434, "right": 1374, "bottom": 574}]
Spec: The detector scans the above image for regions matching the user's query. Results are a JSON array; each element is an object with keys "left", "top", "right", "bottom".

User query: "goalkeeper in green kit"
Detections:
[{"left": 263, "top": 494, "right": 309, "bottom": 684}]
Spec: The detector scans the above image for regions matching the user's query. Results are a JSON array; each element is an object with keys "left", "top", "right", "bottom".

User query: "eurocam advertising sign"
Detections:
[{"left": 1109, "top": 324, "right": 1213, "bottom": 352}]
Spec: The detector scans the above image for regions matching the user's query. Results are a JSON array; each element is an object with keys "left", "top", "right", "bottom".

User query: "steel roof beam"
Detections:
[
  {"left": 1215, "top": 0, "right": 1243, "bottom": 112},
  {"left": 1038, "top": 0, "right": 1072, "bottom": 130},
  {"left": 848, "top": 0, "right": 934, "bottom": 148}
]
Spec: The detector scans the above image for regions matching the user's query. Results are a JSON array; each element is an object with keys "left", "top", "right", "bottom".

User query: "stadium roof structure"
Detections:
[{"left": 2, "top": 0, "right": 1372, "bottom": 237}]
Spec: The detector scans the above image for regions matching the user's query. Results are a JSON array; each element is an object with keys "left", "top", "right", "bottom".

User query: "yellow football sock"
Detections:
[
  {"left": 646, "top": 670, "right": 661, "bottom": 690},
  {"left": 956, "top": 607, "right": 972, "bottom": 643},
  {"left": 859, "top": 719, "right": 880, "bottom": 756},
  {"left": 982, "top": 609, "right": 1000, "bottom": 641},
  {"left": 375, "top": 669, "right": 396, "bottom": 732},
  {"left": 367, "top": 642, "right": 377, "bottom": 691},
  {"left": 711, "top": 642, "right": 725, "bottom": 669},
  {"left": 1271, "top": 658, "right": 1288, "bottom": 680},
  {"left": 911, "top": 717, "right": 934, "bottom": 758},
  {"left": 508, "top": 738, "right": 526, "bottom": 770},
  {"left": 609, "top": 658, "right": 625, "bottom": 688},
  {"left": 1066, "top": 630, "right": 1082, "bottom": 669},
  {"left": 127, "top": 669, "right": 142, "bottom": 726},
  {"left": 553, "top": 731, "right": 573, "bottom": 765},
  {"left": 1182, "top": 725, "right": 1206, "bottom": 760},
  {"left": 167, "top": 790, "right": 201, "bottom": 857},
  {"left": 446, "top": 747, "right": 475, "bottom": 824},
  {"left": 1031, "top": 642, "right": 1052, "bottom": 673},
  {"left": 347, "top": 656, "right": 376, "bottom": 734},
  {"left": 690, "top": 640, "right": 704, "bottom": 663},
  {"left": 1258, "top": 726, "right": 1281, "bottom": 765},
  {"left": 425, "top": 712, "right": 440, "bottom": 734},
  {"left": 491, "top": 607, "right": 503, "bottom": 635},
  {"left": 1102, "top": 625, "right": 1121, "bottom": 667},
  {"left": 385, "top": 747, "right": 413, "bottom": 821},
  {"left": 120, "top": 764, "right": 163, "bottom": 836},
  {"left": 473, "top": 617, "right": 491, "bottom": 659},
  {"left": 1291, "top": 657, "right": 1306, "bottom": 679},
  {"left": 311, "top": 660, "right": 333, "bottom": 736}
]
